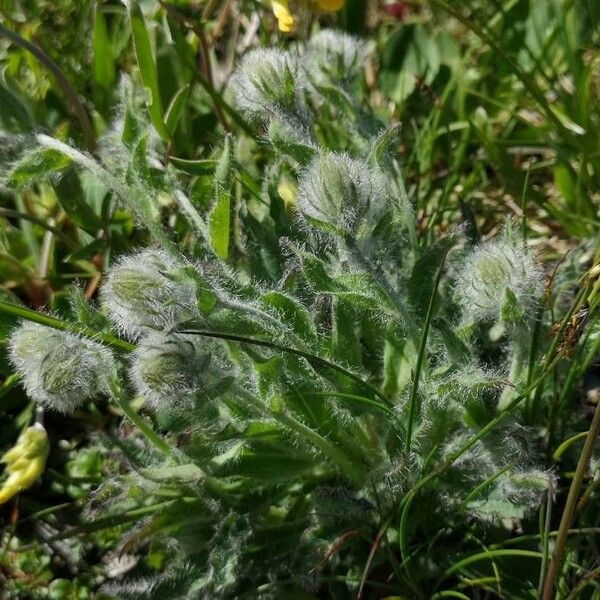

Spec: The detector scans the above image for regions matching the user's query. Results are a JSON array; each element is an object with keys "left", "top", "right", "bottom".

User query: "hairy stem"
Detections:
[{"left": 109, "top": 381, "right": 173, "bottom": 458}]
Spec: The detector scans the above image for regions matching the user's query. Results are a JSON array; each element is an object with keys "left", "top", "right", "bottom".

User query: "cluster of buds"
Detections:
[
  {"left": 101, "top": 249, "right": 227, "bottom": 410},
  {"left": 230, "top": 49, "right": 307, "bottom": 125},
  {"left": 230, "top": 29, "right": 367, "bottom": 128},
  {"left": 304, "top": 29, "right": 367, "bottom": 87}
]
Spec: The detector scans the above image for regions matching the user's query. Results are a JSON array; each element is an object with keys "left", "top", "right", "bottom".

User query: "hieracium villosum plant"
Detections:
[{"left": 3, "top": 28, "right": 595, "bottom": 598}]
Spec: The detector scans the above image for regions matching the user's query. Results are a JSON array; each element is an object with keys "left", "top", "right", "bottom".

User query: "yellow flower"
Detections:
[
  {"left": 0, "top": 424, "right": 49, "bottom": 505},
  {"left": 271, "top": 0, "right": 345, "bottom": 32},
  {"left": 315, "top": 0, "right": 344, "bottom": 11},
  {"left": 272, "top": 0, "right": 296, "bottom": 32}
]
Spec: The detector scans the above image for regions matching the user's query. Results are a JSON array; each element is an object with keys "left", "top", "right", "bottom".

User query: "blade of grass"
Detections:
[
  {"left": 127, "top": 0, "right": 169, "bottom": 140},
  {"left": 405, "top": 252, "right": 447, "bottom": 453},
  {"left": 0, "top": 300, "right": 134, "bottom": 353}
]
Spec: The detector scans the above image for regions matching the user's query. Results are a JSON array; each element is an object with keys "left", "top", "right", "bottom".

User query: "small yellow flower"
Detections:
[
  {"left": 271, "top": 0, "right": 345, "bottom": 32},
  {"left": 315, "top": 0, "right": 344, "bottom": 11},
  {"left": 0, "top": 424, "right": 49, "bottom": 505},
  {"left": 272, "top": 0, "right": 296, "bottom": 32}
]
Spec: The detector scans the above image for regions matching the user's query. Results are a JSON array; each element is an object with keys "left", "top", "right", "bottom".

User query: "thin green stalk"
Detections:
[
  {"left": 0, "top": 300, "right": 134, "bottom": 353},
  {"left": 0, "top": 23, "right": 96, "bottom": 151},
  {"left": 180, "top": 326, "right": 392, "bottom": 406},
  {"left": 459, "top": 464, "right": 512, "bottom": 507},
  {"left": 109, "top": 382, "right": 173, "bottom": 459},
  {"left": 0, "top": 208, "right": 78, "bottom": 250},
  {"left": 537, "top": 487, "right": 554, "bottom": 600},
  {"left": 541, "top": 397, "right": 600, "bottom": 599},
  {"left": 357, "top": 512, "right": 394, "bottom": 599},
  {"left": 405, "top": 255, "right": 446, "bottom": 453}
]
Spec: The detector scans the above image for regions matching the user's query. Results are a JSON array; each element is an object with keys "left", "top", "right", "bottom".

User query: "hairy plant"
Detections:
[{"left": 0, "top": 23, "right": 597, "bottom": 600}]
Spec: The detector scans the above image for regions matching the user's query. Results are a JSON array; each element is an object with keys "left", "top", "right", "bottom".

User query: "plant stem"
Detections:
[
  {"left": 537, "top": 486, "right": 554, "bottom": 600},
  {"left": 344, "top": 237, "right": 420, "bottom": 348},
  {"left": 541, "top": 397, "right": 600, "bottom": 599},
  {"left": 0, "top": 208, "right": 77, "bottom": 250},
  {"left": 109, "top": 382, "right": 173, "bottom": 459},
  {"left": 405, "top": 253, "right": 446, "bottom": 453},
  {"left": 0, "top": 300, "right": 134, "bottom": 353}
]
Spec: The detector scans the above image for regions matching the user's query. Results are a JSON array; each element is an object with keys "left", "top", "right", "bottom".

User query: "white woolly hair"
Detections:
[
  {"left": 9, "top": 322, "right": 116, "bottom": 413},
  {"left": 454, "top": 237, "right": 543, "bottom": 323},
  {"left": 129, "top": 333, "right": 212, "bottom": 410},
  {"left": 100, "top": 248, "right": 198, "bottom": 340},
  {"left": 229, "top": 48, "right": 307, "bottom": 123},
  {"left": 304, "top": 29, "right": 368, "bottom": 85},
  {"left": 296, "top": 151, "right": 388, "bottom": 234}
]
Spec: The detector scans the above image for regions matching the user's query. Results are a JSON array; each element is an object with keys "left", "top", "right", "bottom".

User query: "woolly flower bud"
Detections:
[
  {"left": 297, "top": 152, "right": 387, "bottom": 235},
  {"left": 455, "top": 238, "right": 542, "bottom": 323},
  {"left": 9, "top": 323, "right": 116, "bottom": 413},
  {"left": 100, "top": 249, "right": 198, "bottom": 340},
  {"left": 0, "top": 424, "right": 50, "bottom": 505},
  {"left": 304, "top": 29, "right": 367, "bottom": 86},
  {"left": 230, "top": 48, "right": 306, "bottom": 123},
  {"left": 130, "top": 333, "right": 225, "bottom": 410}
]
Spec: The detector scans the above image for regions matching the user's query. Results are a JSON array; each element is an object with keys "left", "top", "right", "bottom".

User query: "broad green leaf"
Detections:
[
  {"left": 407, "top": 237, "right": 454, "bottom": 320},
  {"left": 261, "top": 291, "right": 317, "bottom": 342},
  {"left": 0, "top": 82, "right": 32, "bottom": 131},
  {"left": 169, "top": 156, "right": 218, "bottom": 176},
  {"left": 7, "top": 148, "right": 70, "bottom": 189},
  {"left": 55, "top": 169, "right": 103, "bottom": 232},
  {"left": 142, "top": 463, "right": 205, "bottom": 482}
]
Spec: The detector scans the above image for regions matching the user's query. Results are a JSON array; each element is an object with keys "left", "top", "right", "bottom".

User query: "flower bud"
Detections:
[
  {"left": 230, "top": 48, "right": 307, "bottom": 123},
  {"left": 297, "top": 152, "right": 387, "bottom": 235},
  {"left": 304, "top": 29, "right": 367, "bottom": 86},
  {"left": 455, "top": 238, "right": 542, "bottom": 323},
  {"left": 0, "top": 424, "right": 50, "bottom": 505},
  {"left": 9, "top": 323, "right": 116, "bottom": 413},
  {"left": 130, "top": 333, "right": 227, "bottom": 410},
  {"left": 100, "top": 249, "right": 198, "bottom": 340}
]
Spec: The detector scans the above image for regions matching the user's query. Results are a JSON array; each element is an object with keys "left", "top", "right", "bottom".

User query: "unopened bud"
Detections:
[
  {"left": 230, "top": 48, "right": 307, "bottom": 123},
  {"left": 9, "top": 323, "right": 116, "bottom": 413},
  {"left": 304, "top": 29, "right": 367, "bottom": 86},
  {"left": 456, "top": 238, "right": 542, "bottom": 323},
  {"left": 130, "top": 333, "right": 228, "bottom": 410},
  {"left": 297, "top": 152, "right": 387, "bottom": 236},
  {"left": 100, "top": 249, "right": 198, "bottom": 340}
]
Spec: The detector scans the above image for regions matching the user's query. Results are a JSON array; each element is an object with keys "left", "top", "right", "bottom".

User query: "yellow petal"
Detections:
[
  {"left": 316, "top": 0, "right": 344, "bottom": 12},
  {"left": 272, "top": 0, "right": 296, "bottom": 31},
  {"left": 0, "top": 425, "right": 49, "bottom": 505}
]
